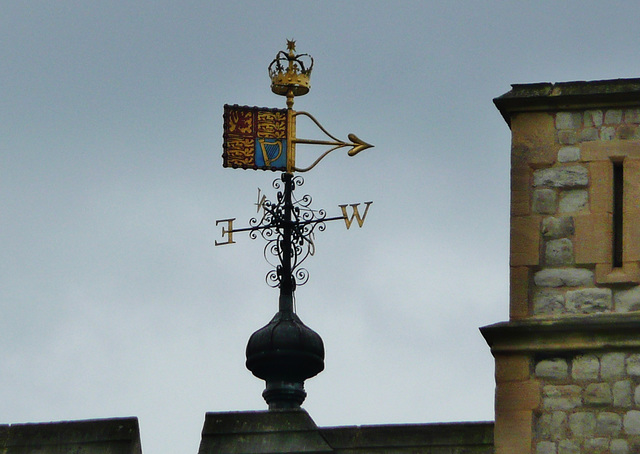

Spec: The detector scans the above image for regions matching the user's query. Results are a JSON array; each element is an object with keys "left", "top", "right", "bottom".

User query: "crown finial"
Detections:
[{"left": 269, "top": 40, "right": 313, "bottom": 100}]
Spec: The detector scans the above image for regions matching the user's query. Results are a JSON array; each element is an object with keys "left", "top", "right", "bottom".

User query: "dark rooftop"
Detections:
[
  {"left": 0, "top": 417, "right": 142, "bottom": 454},
  {"left": 198, "top": 409, "right": 493, "bottom": 454}
]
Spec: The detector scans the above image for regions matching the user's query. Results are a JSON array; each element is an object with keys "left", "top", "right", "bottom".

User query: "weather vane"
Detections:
[{"left": 216, "top": 40, "right": 373, "bottom": 410}]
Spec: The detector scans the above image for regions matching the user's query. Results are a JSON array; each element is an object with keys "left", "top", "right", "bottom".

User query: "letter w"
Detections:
[{"left": 339, "top": 202, "right": 373, "bottom": 229}]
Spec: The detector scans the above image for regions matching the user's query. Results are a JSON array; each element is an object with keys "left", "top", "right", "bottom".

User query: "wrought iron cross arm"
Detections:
[
  {"left": 295, "top": 215, "right": 346, "bottom": 227},
  {"left": 215, "top": 219, "right": 278, "bottom": 246}
]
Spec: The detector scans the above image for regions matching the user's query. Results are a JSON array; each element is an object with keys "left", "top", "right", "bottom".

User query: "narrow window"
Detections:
[{"left": 613, "top": 161, "right": 624, "bottom": 268}]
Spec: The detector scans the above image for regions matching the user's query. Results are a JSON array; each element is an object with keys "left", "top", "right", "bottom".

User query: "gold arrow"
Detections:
[
  {"left": 292, "top": 111, "right": 374, "bottom": 172},
  {"left": 346, "top": 133, "right": 373, "bottom": 156}
]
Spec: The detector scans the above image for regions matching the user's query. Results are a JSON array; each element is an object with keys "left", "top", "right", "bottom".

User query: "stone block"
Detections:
[
  {"left": 596, "top": 262, "right": 640, "bottom": 285},
  {"left": 624, "top": 159, "right": 640, "bottom": 261},
  {"left": 613, "top": 380, "right": 632, "bottom": 408},
  {"left": 558, "top": 439, "right": 579, "bottom": 454},
  {"left": 510, "top": 266, "right": 530, "bottom": 319},
  {"left": 537, "top": 411, "right": 567, "bottom": 441},
  {"left": 627, "top": 354, "right": 640, "bottom": 376},
  {"left": 511, "top": 112, "right": 557, "bottom": 165},
  {"left": 584, "top": 383, "right": 612, "bottom": 405},
  {"left": 601, "top": 126, "right": 616, "bottom": 140},
  {"left": 557, "top": 147, "right": 580, "bottom": 162},
  {"left": 494, "top": 410, "right": 533, "bottom": 454},
  {"left": 624, "top": 159, "right": 640, "bottom": 209},
  {"left": 556, "top": 112, "right": 583, "bottom": 130},
  {"left": 559, "top": 190, "right": 588, "bottom": 213},
  {"left": 579, "top": 128, "right": 599, "bottom": 142},
  {"left": 574, "top": 214, "right": 612, "bottom": 264},
  {"left": 533, "top": 166, "right": 588, "bottom": 188},
  {"left": 610, "top": 439, "right": 630, "bottom": 454},
  {"left": 511, "top": 216, "right": 540, "bottom": 266},
  {"left": 634, "top": 384, "right": 640, "bottom": 405},
  {"left": 545, "top": 239, "right": 574, "bottom": 266},
  {"left": 512, "top": 189, "right": 530, "bottom": 216},
  {"left": 583, "top": 438, "right": 609, "bottom": 453},
  {"left": 616, "top": 125, "right": 638, "bottom": 140},
  {"left": 623, "top": 410, "right": 640, "bottom": 434},
  {"left": 534, "top": 268, "right": 593, "bottom": 287},
  {"left": 569, "top": 411, "right": 596, "bottom": 437},
  {"left": 572, "top": 355, "right": 600, "bottom": 381},
  {"left": 536, "top": 441, "right": 556, "bottom": 454},
  {"left": 614, "top": 286, "right": 640, "bottom": 313},
  {"left": 511, "top": 164, "right": 530, "bottom": 193},
  {"left": 543, "top": 385, "right": 582, "bottom": 410},
  {"left": 565, "top": 288, "right": 612, "bottom": 314},
  {"left": 625, "top": 109, "right": 640, "bottom": 124},
  {"left": 558, "top": 130, "right": 577, "bottom": 145},
  {"left": 585, "top": 110, "right": 604, "bottom": 127},
  {"left": 511, "top": 165, "right": 531, "bottom": 216},
  {"left": 541, "top": 216, "right": 575, "bottom": 239},
  {"left": 496, "top": 380, "right": 541, "bottom": 411},
  {"left": 605, "top": 109, "right": 623, "bottom": 125},
  {"left": 581, "top": 140, "right": 640, "bottom": 161},
  {"left": 588, "top": 161, "right": 612, "bottom": 214},
  {"left": 596, "top": 412, "right": 622, "bottom": 436},
  {"left": 601, "top": 353, "right": 626, "bottom": 379},
  {"left": 535, "top": 358, "right": 569, "bottom": 379},
  {"left": 533, "top": 189, "right": 558, "bottom": 214},
  {"left": 533, "top": 290, "right": 565, "bottom": 315},
  {"left": 625, "top": 217, "right": 640, "bottom": 264},
  {"left": 495, "top": 354, "right": 531, "bottom": 382}
]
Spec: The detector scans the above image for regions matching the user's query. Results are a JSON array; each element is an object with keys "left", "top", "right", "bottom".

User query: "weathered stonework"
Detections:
[
  {"left": 545, "top": 239, "right": 574, "bottom": 266},
  {"left": 533, "top": 189, "right": 558, "bottom": 214},
  {"left": 565, "top": 288, "right": 613, "bottom": 314},
  {"left": 614, "top": 286, "right": 640, "bottom": 313},
  {"left": 613, "top": 380, "right": 632, "bottom": 408},
  {"left": 533, "top": 268, "right": 593, "bottom": 288},
  {"left": 533, "top": 166, "right": 589, "bottom": 188},
  {"left": 558, "top": 146, "right": 580, "bottom": 163},
  {"left": 541, "top": 217, "right": 575, "bottom": 239},
  {"left": 533, "top": 290, "right": 566, "bottom": 315},
  {"left": 557, "top": 112, "right": 583, "bottom": 130},
  {"left": 602, "top": 353, "right": 626, "bottom": 380},
  {"left": 536, "top": 359, "right": 569, "bottom": 379},
  {"left": 489, "top": 78, "right": 640, "bottom": 454},
  {"left": 558, "top": 189, "right": 588, "bottom": 213},
  {"left": 573, "top": 355, "right": 600, "bottom": 381},
  {"left": 534, "top": 352, "right": 640, "bottom": 452}
]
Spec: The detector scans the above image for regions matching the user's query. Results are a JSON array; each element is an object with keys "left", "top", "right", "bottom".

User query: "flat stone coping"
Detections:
[
  {"left": 494, "top": 78, "right": 640, "bottom": 125},
  {"left": 481, "top": 313, "right": 640, "bottom": 354},
  {"left": 198, "top": 409, "right": 493, "bottom": 453},
  {"left": 0, "top": 417, "right": 142, "bottom": 454}
]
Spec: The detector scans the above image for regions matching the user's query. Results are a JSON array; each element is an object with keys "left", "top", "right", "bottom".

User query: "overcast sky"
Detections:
[{"left": 3, "top": 1, "right": 640, "bottom": 453}]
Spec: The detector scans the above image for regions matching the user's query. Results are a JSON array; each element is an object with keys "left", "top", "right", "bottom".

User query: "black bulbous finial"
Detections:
[{"left": 246, "top": 300, "right": 324, "bottom": 409}]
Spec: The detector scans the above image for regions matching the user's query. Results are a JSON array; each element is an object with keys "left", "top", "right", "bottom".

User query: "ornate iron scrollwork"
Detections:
[{"left": 248, "top": 174, "right": 329, "bottom": 290}]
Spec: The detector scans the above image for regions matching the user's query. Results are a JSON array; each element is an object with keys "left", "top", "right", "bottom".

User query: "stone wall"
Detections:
[
  {"left": 535, "top": 352, "right": 640, "bottom": 453},
  {"left": 510, "top": 107, "right": 640, "bottom": 319},
  {"left": 487, "top": 79, "right": 640, "bottom": 454}
]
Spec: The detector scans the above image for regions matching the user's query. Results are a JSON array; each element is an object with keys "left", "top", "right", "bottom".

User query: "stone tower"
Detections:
[{"left": 483, "top": 79, "right": 640, "bottom": 453}]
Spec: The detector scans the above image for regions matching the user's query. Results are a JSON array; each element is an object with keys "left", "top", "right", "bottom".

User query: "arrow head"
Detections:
[{"left": 347, "top": 133, "right": 374, "bottom": 156}]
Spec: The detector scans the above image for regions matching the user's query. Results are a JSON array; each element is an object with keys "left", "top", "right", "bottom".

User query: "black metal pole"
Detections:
[{"left": 279, "top": 172, "right": 294, "bottom": 313}]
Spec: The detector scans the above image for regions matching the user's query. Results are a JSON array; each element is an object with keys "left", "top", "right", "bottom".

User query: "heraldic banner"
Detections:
[{"left": 223, "top": 104, "right": 288, "bottom": 171}]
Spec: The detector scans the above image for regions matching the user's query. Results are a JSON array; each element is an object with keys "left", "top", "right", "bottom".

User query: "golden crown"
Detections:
[{"left": 269, "top": 40, "right": 313, "bottom": 97}]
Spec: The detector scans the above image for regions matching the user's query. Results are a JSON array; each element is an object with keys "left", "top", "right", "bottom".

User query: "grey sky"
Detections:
[{"left": 2, "top": 1, "right": 640, "bottom": 453}]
